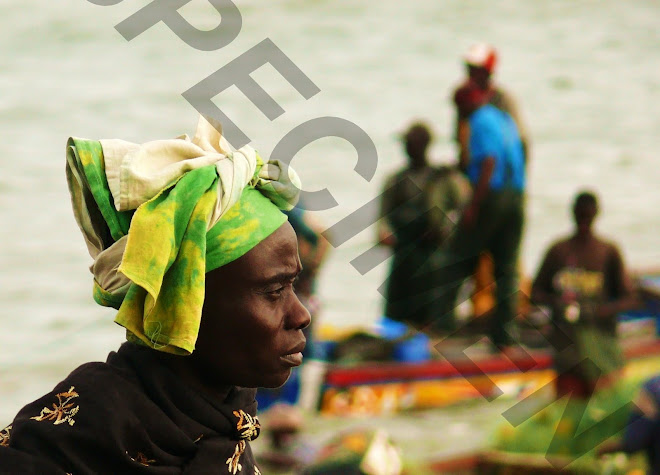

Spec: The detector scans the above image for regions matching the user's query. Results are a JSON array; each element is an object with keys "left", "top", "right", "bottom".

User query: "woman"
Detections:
[{"left": 0, "top": 116, "right": 309, "bottom": 474}]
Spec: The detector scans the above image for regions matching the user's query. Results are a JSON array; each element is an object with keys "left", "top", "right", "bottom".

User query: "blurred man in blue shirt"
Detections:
[
  {"left": 464, "top": 105, "right": 525, "bottom": 193},
  {"left": 431, "top": 83, "right": 525, "bottom": 355}
]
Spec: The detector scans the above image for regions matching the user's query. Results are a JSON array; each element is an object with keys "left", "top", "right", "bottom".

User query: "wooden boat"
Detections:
[
  {"left": 314, "top": 333, "right": 660, "bottom": 416},
  {"left": 308, "top": 270, "right": 660, "bottom": 416}
]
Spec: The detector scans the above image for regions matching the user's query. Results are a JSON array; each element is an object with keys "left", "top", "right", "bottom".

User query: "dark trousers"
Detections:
[{"left": 430, "top": 189, "right": 525, "bottom": 347}]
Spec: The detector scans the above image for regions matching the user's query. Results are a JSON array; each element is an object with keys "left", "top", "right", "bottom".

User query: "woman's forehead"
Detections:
[
  {"left": 205, "top": 222, "right": 298, "bottom": 286},
  {"left": 247, "top": 225, "right": 300, "bottom": 273},
  {"left": 227, "top": 223, "right": 300, "bottom": 281},
  {"left": 251, "top": 222, "right": 298, "bottom": 257}
]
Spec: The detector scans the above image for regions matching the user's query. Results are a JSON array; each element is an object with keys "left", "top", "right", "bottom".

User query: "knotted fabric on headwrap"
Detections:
[{"left": 66, "top": 116, "right": 301, "bottom": 355}]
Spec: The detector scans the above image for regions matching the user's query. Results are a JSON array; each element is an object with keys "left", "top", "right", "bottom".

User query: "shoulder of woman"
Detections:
[{"left": 12, "top": 362, "right": 133, "bottom": 428}]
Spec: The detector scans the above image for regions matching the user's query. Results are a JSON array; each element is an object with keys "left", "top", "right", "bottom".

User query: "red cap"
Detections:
[{"left": 463, "top": 43, "right": 498, "bottom": 74}]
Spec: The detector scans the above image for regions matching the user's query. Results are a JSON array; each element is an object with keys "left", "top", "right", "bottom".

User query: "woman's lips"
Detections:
[{"left": 280, "top": 352, "right": 303, "bottom": 367}]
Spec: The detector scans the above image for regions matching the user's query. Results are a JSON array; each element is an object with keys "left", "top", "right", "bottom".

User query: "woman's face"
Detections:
[{"left": 193, "top": 221, "right": 311, "bottom": 389}]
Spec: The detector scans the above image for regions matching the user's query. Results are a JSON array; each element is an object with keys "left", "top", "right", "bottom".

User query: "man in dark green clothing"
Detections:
[
  {"left": 378, "top": 122, "right": 470, "bottom": 328},
  {"left": 430, "top": 84, "right": 526, "bottom": 353}
]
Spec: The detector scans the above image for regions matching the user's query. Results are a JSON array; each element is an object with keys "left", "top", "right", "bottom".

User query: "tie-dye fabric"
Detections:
[
  {"left": 116, "top": 171, "right": 286, "bottom": 354},
  {"left": 66, "top": 126, "right": 297, "bottom": 355}
]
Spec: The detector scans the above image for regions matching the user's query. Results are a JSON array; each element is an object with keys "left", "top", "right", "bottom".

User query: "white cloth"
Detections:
[
  {"left": 102, "top": 116, "right": 255, "bottom": 222},
  {"left": 100, "top": 115, "right": 300, "bottom": 229}
]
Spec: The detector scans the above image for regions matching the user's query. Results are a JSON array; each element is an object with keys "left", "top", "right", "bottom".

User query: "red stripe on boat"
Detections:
[{"left": 324, "top": 341, "right": 660, "bottom": 387}]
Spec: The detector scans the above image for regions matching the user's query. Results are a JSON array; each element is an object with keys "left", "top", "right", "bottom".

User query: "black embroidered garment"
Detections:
[{"left": 0, "top": 343, "right": 261, "bottom": 474}]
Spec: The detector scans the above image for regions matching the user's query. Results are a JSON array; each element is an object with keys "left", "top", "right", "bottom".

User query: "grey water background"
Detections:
[{"left": 1, "top": 0, "right": 660, "bottom": 458}]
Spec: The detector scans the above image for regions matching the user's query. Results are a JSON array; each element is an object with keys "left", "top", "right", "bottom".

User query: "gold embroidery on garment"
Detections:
[
  {"left": 232, "top": 410, "right": 260, "bottom": 441},
  {"left": 0, "top": 425, "right": 11, "bottom": 447},
  {"left": 30, "top": 387, "right": 80, "bottom": 426},
  {"left": 127, "top": 451, "right": 156, "bottom": 466},
  {"left": 254, "top": 465, "right": 261, "bottom": 475},
  {"left": 226, "top": 439, "right": 245, "bottom": 474},
  {"left": 225, "top": 410, "right": 259, "bottom": 473}
]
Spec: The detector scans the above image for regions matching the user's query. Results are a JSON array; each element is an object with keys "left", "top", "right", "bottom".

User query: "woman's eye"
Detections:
[
  {"left": 266, "top": 285, "right": 288, "bottom": 300},
  {"left": 264, "top": 278, "right": 298, "bottom": 300},
  {"left": 269, "top": 287, "right": 285, "bottom": 297}
]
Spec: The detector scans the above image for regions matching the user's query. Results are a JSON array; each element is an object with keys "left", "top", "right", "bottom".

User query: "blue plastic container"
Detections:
[
  {"left": 393, "top": 332, "right": 431, "bottom": 363},
  {"left": 378, "top": 316, "right": 409, "bottom": 339},
  {"left": 378, "top": 316, "right": 431, "bottom": 363},
  {"left": 313, "top": 339, "right": 337, "bottom": 362}
]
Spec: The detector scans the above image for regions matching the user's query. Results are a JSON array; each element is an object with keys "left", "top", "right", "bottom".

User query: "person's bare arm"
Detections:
[
  {"left": 377, "top": 176, "right": 398, "bottom": 247},
  {"left": 461, "top": 156, "right": 493, "bottom": 228},
  {"left": 531, "top": 245, "right": 561, "bottom": 307},
  {"left": 377, "top": 220, "right": 396, "bottom": 247},
  {"left": 595, "top": 245, "right": 638, "bottom": 319},
  {"left": 498, "top": 89, "right": 530, "bottom": 165},
  {"left": 456, "top": 120, "right": 471, "bottom": 172}
]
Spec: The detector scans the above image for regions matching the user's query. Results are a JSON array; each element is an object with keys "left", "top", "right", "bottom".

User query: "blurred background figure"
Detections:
[
  {"left": 378, "top": 122, "right": 440, "bottom": 329},
  {"left": 431, "top": 83, "right": 526, "bottom": 351},
  {"left": 599, "top": 373, "right": 660, "bottom": 474},
  {"left": 531, "top": 191, "right": 638, "bottom": 399},
  {"left": 451, "top": 42, "right": 532, "bottom": 328},
  {"left": 377, "top": 122, "right": 470, "bottom": 333},
  {"left": 453, "top": 43, "right": 530, "bottom": 168}
]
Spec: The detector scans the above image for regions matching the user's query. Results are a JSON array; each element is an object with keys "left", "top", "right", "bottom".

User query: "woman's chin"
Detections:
[{"left": 258, "top": 369, "right": 292, "bottom": 389}]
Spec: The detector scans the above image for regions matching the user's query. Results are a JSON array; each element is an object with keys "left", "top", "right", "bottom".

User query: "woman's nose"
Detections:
[{"left": 288, "top": 293, "right": 311, "bottom": 331}]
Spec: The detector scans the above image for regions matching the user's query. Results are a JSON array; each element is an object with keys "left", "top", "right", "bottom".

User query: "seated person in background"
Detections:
[
  {"left": 598, "top": 374, "right": 660, "bottom": 474},
  {"left": 0, "top": 117, "right": 308, "bottom": 474},
  {"left": 531, "top": 191, "right": 637, "bottom": 399}
]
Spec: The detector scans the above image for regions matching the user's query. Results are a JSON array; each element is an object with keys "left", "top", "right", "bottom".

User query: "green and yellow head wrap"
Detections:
[{"left": 66, "top": 117, "right": 301, "bottom": 355}]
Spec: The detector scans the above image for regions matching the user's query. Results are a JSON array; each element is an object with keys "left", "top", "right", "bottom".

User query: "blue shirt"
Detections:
[{"left": 467, "top": 104, "right": 525, "bottom": 191}]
